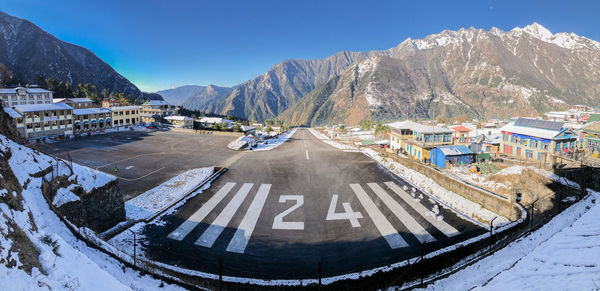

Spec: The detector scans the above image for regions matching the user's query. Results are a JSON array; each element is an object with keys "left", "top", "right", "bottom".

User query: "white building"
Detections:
[
  {"left": 12, "top": 103, "right": 74, "bottom": 139},
  {"left": 0, "top": 87, "right": 53, "bottom": 107},
  {"left": 164, "top": 115, "right": 194, "bottom": 128}
]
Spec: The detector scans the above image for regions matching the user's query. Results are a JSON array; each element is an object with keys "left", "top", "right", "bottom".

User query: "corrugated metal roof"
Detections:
[
  {"left": 108, "top": 106, "right": 142, "bottom": 111},
  {"left": 515, "top": 118, "right": 563, "bottom": 131},
  {"left": 436, "top": 145, "right": 473, "bottom": 156},
  {"left": 165, "top": 115, "right": 193, "bottom": 121},
  {"left": 73, "top": 108, "right": 112, "bottom": 115},
  {"left": 500, "top": 122, "right": 561, "bottom": 139},
  {"left": 14, "top": 103, "right": 73, "bottom": 112},
  {"left": 3, "top": 107, "right": 22, "bottom": 118}
]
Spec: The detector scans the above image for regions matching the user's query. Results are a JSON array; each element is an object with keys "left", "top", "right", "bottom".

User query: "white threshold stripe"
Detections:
[
  {"left": 367, "top": 183, "right": 436, "bottom": 244},
  {"left": 385, "top": 181, "right": 460, "bottom": 238},
  {"left": 167, "top": 182, "right": 236, "bottom": 241},
  {"left": 195, "top": 183, "right": 254, "bottom": 248},
  {"left": 350, "top": 184, "right": 408, "bottom": 249},
  {"left": 226, "top": 184, "right": 271, "bottom": 253}
]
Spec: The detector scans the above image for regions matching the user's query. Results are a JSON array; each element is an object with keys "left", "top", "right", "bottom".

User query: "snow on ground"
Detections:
[
  {"left": 248, "top": 128, "right": 297, "bottom": 151},
  {"left": 125, "top": 167, "right": 214, "bottom": 220},
  {"left": 362, "top": 148, "right": 509, "bottom": 225},
  {"left": 52, "top": 184, "right": 80, "bottom": 207},
  {"left": 308, "top": 128, "right": 356, "bottom": 150},
  {"left": 412, "top": 187, "right": 600, "bottom": 291},
  {"left": 227, "top": 135, "right": 247, "bottom": 150},
  {"left": 0, "top": 134, "right": 185, "bottom": 291},
  {"left": 450, "top": 166, "right": 510, "bottom": 191}
]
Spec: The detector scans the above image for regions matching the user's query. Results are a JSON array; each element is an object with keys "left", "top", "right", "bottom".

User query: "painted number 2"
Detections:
[
  {"left": 326, "top": 194, "right": 363, "bottom": 227},
  {"left": 272, "top": 195, "right": 304, "bottom": 230}
]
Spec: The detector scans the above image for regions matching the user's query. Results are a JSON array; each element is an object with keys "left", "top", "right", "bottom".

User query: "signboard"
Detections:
[{"left": 43, "top": 116, "right": 58, "bottom": 122}]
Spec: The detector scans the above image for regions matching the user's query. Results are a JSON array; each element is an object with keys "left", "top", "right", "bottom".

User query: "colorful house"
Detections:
[
  {"left": 581, "top": 121, "right": 600, "bottom": 158},
  {"left": 450, "top": 125, "right": 472, "bottom": 144},
  {"left": 388, "top": 120, "right": 453, "bottom": 162},
  {"left": 430, "top": 145, "right": 475, "bottom": 169},
  {"left": 500, "top": 118, "right": 577, "bottom": 163}
]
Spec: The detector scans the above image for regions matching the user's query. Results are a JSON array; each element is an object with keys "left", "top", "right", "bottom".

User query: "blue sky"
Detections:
[{"left": 1, "top": 0, "right": 599, "bottom": 92}]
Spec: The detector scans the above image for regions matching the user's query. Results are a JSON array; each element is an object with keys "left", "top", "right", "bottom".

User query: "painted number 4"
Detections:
[{"left": 326, "top": 194, "right": 362, "bottom": 227}]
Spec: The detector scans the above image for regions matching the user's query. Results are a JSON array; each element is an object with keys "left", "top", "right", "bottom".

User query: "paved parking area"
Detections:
[
  {"left": 45, "top": 130, "right": 240, "bottom": 199},
  {"left": 134, "top": 128, "right": 485, "bottom": 279}
]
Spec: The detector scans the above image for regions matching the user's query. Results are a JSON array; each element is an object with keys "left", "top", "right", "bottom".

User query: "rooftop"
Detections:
[
  {"left": 73, "top": 108, "right": 112, "bottom": 115},
  {"left": 53, "top": 97, "right": 93, "bottom": 103},
  {"left": 108, "top": 106, "right": 142, "bottom": 111},
  {"left": 450, "top": 125, "right": 472, "bottom": 132},
  {"left": 514, "top": 117, "right": 563, "bottom": 131},
  {"left": 13, "top": 103, "right": 74, "bottom": 112},
  {"left": 435, "top": 145, "right": 474, "bottom": 156},
  {"left": 0, "top": 87, "right": 53, "bottom": 94},
  {"left": 500, "top": 122, "right": 563, "bottom": 140},
  {"left": 165, "top": 115, "right": 193, "bottom": 121},
  {"left": 2, "top": 107, "right": 22, "bottom": 118}
]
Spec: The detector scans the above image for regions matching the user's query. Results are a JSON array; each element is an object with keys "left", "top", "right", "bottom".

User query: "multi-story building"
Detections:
[
  {"left": 500, "top": 118, "right": 577, "bottom": 163},
  {"left": 581, "top": 121, "right": 600, "bottom": 158},
  {"left": 0, "top": 87, "right": 53, "bottom": 107},
  {"left": 101, "top": 98, "right": 121, "bottom": 108},
  {"left": 53, "top": 97, "right": 94, "bottom": 109},
  {"left": 164, "top": 115, "right": 194, "bottom": 128},
  {"left": 140, "top": 100, "right": 176, "bottom": 124},
  {"left": 389, "top": 120, "right": 453, "bottom": 162},
  {"left": 109, "top": 106, "right": 141, "bottom": 127},
  {"left": 73, "top": 108, "right": 113, "bottom": 134},
  {"left": 12, "top": 103, "right": 74, "bottom": 139}
]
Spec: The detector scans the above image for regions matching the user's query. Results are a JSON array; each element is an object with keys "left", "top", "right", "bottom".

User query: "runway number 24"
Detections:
[{"left": 272, "top": 194, "right": 363, "bottom": 230}]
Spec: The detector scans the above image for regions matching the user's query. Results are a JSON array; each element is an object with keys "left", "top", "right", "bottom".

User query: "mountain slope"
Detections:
[
  {"left": 156, "top": 85, "right": 206, "bottom": 106},
  {"left": 0, "top": 11, "right": 158, "bottom": 100},
  {"left": 180, "top": 85, "right": 233, "bottom": 112},
  {"left": 193, "top": 51, "right": 376, "bottom": 121},
  {"left": 280, "top": 23, "right": 600, "bottom": 126}
]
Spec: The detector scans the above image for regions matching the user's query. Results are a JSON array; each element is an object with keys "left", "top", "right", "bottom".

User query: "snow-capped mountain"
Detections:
[{"left": 279, "top": 23, "right": 600, "bottom": 126}]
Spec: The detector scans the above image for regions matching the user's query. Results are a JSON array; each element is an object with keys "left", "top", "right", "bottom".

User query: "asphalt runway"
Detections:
[
  {"left": 140, "top": 128, "right": 485, "bottom": 279},
  {"left": 45, "top": 129, "right": 238, "bottom": 199}
]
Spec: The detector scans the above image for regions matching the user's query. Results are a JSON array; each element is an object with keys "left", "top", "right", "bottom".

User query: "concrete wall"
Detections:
[
  {"left": 385, "top": 151, "right": 520, "bottom": 221},
  {"left": 43, "top": 176, "right": 125, "bottom": 233}
]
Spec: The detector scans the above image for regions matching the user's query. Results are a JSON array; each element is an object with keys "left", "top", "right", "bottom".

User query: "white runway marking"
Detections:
[
  {"left": 367, "top": 183, "right": 436, "bottom": 243},
  {"left": 226, "top": 184, "right": 271, "bottom": 253},
  {"left": 196, "top": 183, "right": 254, "bottom": 248},
  {"left": 303, "top": 134, "right": 310, "bottom": 160},
  {"left": 385, "top": 182, "right": 460, "bottom": 238},
  {"left": 167, "top": 182, "right": 236, "bottom": 241},
  {"left": 350, "top": 184, "right": 408, "bottom": 249},
  {"left": 125, "top": 166, "right": 134, "bottom": 170},
  {"left": 272, "top": 195, "right": 305, "bottom": 230}
]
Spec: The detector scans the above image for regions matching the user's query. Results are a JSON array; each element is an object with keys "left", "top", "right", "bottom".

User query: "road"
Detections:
[{"left": 139, "top": 128, "right": 485, "bottom": 279}]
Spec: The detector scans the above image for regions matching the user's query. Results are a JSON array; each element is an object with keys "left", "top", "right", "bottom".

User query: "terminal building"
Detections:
[
  {"left": 109, "top": 106, "right": 141, "bottom": 127},
  {"left": 11, "top": 103, "right": 74, "bottom": 139},
  {"left": 53, "top": 97, "right": 95, "bottom": 109},
  {"left": 0, "top": 87, "right": 53, "bottom": 107},
  {"left": 140, "top": 100, "right": 176, "bottom": 124},
  {"left": 73, "top": 108, "right": 113, "bottom": 134}
]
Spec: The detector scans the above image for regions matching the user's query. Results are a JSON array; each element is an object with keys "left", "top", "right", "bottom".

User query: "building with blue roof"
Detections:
[{"left": 430, "top": 145, "right": 475, "bottom": 169}]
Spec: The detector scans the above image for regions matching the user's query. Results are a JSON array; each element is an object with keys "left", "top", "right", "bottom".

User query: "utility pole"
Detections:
[
  {"left": 489, "top": 216, "right": 497, "bottom": 254},
  {"left": 129, "top": 230, "right": 136, "bottom": 268},
  {"left": 530, "top": 198, "right": 539, "bottom": 231}
]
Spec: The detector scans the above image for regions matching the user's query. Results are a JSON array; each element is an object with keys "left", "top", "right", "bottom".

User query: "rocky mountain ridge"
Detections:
[
  {"left": 280, "top": 23, "right": 600, "bottom": 126},
  {"left": 0, "top": 11, "right": 159, "bottom": 101}
]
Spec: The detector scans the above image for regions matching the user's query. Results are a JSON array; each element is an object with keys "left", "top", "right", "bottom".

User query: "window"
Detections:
[
  {"left": 526, "top": 149, "right": 533, "bottom": 158},
  {"left": 530, "top": 140, "right": 538, "bottom": 148},
  {"left": 520, "top": 137, "right": 528, "bottom": 146},
  {"left": 541, "top": 142, "right": 549, "bottom": 150},
  {"left": 67, "top": 119, "right": 72, "bottom": 125},
  {"left": 511, "top": 136, "right": 518, "bottom": 143}
]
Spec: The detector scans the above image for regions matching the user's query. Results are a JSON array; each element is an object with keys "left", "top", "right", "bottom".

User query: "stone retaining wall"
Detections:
[{"left": 384, "top": 151, "right": 520, "bottom": 221}]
